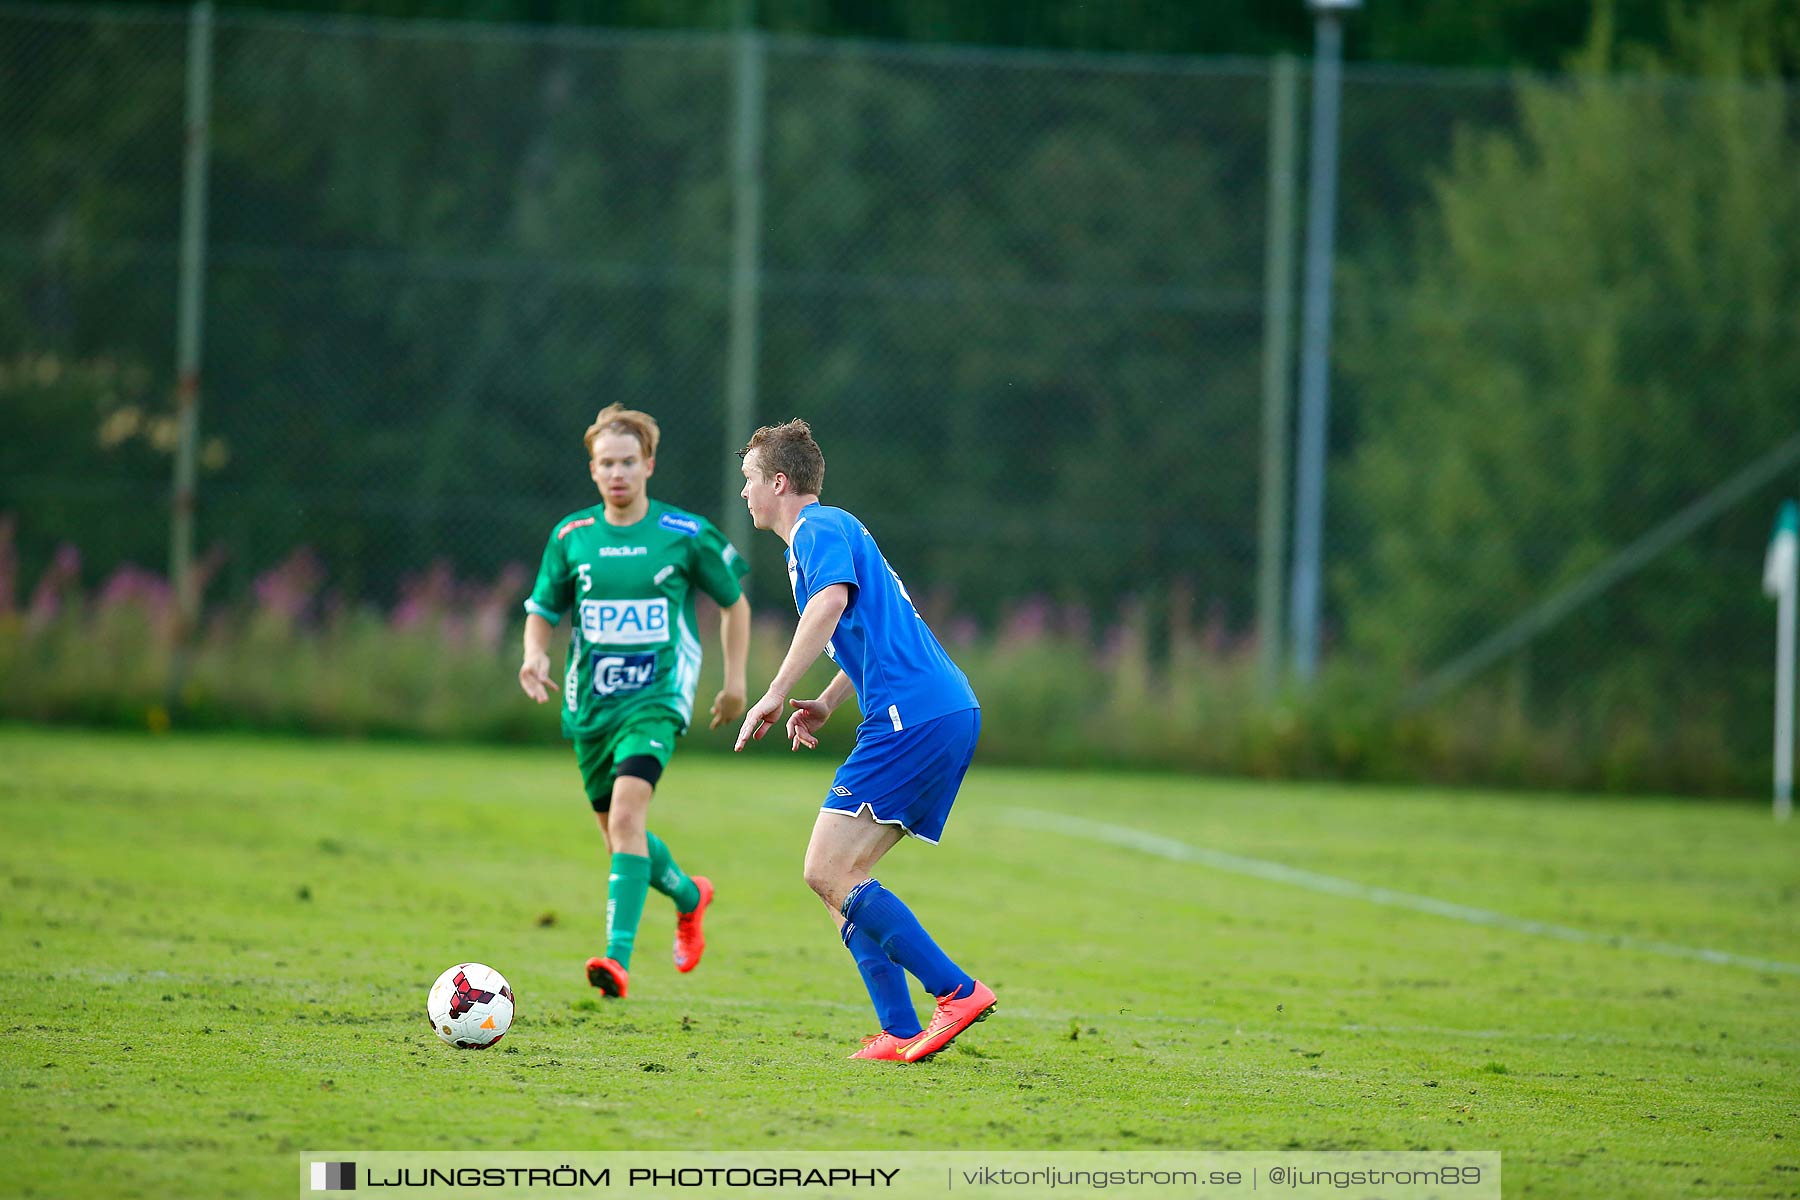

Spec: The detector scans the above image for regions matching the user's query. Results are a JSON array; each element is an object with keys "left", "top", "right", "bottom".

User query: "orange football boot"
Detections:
[
  {"left": 848, "top": 1031, "right": 919, "bottom": 1061},
  {"left": 900, "top": 980, "right": 996, "bottom": 1062},
  {"left": 673, "top": 876, "right": 713, "bottom": 973},
  {"left": 584, "top": 955, "right": 629, "bottom": 998}
]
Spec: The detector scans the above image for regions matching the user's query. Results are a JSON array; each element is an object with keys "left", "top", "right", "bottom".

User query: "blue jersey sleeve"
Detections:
[{"left": 796, "top": 516, "right": 859, "bottom": 599}]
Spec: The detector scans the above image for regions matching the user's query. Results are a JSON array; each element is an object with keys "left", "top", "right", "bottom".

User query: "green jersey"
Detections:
[{"left": 525, "top": 500, "right": 748, "bottom": 739}]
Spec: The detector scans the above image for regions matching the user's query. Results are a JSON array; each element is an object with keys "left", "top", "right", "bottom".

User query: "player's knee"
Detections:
[
  {"left": 801, "top": 860, "right": 839, "bottom": 906},
  {"left": 609, "top": 810, "right": 646, "bottom": 844}
]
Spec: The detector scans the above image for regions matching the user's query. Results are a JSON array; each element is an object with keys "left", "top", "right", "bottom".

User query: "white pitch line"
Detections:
[{"left": 998, "top": 807, "right": 1800, "bottom": 978}]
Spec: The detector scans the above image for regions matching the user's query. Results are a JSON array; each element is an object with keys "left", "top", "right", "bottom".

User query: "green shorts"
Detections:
[{"left": 574, "top": 711, "right": 682, "bottom": 812}]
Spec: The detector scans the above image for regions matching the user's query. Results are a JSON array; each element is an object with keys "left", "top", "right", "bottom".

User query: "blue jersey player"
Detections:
[{"left": 733, "top": 419, "right": 994, "bottom": 1063}]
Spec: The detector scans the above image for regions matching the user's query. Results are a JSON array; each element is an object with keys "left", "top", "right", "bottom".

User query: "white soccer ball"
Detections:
[{"left": 427, "top": 963, "right": 514, "bottom": 1049}]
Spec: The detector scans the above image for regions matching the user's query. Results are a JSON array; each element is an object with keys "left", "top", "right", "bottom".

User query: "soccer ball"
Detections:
[{"left": 427, "top": 963, "right": 514, "bottom": 1049}]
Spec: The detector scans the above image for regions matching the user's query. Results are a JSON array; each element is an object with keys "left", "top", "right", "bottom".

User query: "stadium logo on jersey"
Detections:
[
  {"left": 578, "top": 597, "right": 670, "bottom": 645},
  {"left": 598, "top": 545, "right": 647, "bottom": 557},
  {"left": 658, "top": 512, "right": 701, "bottom": 537},
  {"left": 557, "top": 516, "right": 596, "bottom": 540},
  {"left": 591, "top": 652, "right": 657, "bottom": 697}
]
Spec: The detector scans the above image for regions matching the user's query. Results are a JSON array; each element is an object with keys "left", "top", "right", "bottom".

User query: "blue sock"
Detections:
[
  {"left": 841, "top": 879, "right": 974, "bottom": 1000},
  {"left": 841, "top": 921, "right": 923, "bottom": 1038}
]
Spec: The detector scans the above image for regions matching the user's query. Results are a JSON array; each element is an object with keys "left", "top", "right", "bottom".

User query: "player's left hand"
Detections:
[
  {"left": 709, "top": 686, "right": 746, "bottom": 730},
  {"left": 734, "top": 690, "right": 785, "bottom": 751},
  {"left": 786, "top": 696, "right": 831, "bottom": 751}
]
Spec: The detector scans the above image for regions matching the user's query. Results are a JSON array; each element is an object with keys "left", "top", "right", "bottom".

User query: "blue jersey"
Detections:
[{"left": 786, "top": 503, "right": 978, "bottom": 734}]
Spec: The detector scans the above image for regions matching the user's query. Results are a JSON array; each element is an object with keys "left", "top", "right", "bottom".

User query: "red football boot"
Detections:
[
  {"left": 848, "top": 1031, "right": 918, "bottom": 1061},
  {"left": 584, "top": 955, "right": 629, "bottom": 998},
  {"left": 900, "top": 980, "right": 996, "bottom": 1062},
  {"left": 673, "top": 876, "right": 713, "bottom": 973}
]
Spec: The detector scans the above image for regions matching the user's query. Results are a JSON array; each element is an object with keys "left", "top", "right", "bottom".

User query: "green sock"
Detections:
[
  {"left": 605, "top": 852, "right": 652, "bottom": 970},
  {"left": 646, "top": 831, "right": 702, "bottom": 913}
]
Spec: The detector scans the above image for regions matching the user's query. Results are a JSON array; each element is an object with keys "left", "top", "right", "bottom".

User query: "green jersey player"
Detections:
[{"left": 519, "top": 404, "right": 751, "bottom": 999}]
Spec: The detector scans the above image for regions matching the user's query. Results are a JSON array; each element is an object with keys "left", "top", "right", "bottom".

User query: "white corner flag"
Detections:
[
  {"left": 1765, "top": 500, "right": 1797, "bottom": 597},
  {"left": 1765, "top": 500, "right": 1797, "bottom": 820}
]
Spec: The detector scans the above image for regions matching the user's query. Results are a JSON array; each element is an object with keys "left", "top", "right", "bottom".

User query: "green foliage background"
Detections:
[
  {"left": 3, "top": 0, "right": 1798, "bottom": 791},
  {"left": 1336, "top": 6, "right": 1800, "bottom": 776}
]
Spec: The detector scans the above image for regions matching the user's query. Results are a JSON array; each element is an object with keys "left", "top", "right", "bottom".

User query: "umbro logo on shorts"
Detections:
[{"left": 832, "top": 786, "right": 853, "bottom": 797}]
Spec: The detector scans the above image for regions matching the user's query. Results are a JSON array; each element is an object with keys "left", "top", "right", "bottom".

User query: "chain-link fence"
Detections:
[{"left": 4, "top": 4, "right": 1796, "bottom": 790}]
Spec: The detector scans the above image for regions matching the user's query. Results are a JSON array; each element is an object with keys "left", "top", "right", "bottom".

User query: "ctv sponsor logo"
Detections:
[
  {"left": 578, "top": 597, "right": 668, "bottom": 645},
  {"left": 309, "top": 1161, "right": 355, "bottom": 1191},
  {"left": 591, "top": 652, "right": 657, "bottom": 697},
  {"left": 659, "top": 512, "right": 701, "bottom": 537},
  {"left": 598, "top": 545, "right": 646, "bottom": 557}
]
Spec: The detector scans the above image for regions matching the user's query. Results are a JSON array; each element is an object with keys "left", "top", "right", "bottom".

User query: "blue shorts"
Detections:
[{"left": 823, "top": 708, "right": 980, "bottom": 845}]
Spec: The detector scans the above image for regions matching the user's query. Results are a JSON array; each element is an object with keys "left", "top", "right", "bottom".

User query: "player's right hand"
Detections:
[
  {"left": 786, "top": 697, "right": 831, "bottom": 752},
  {"left": 518, "top": 653, "right": 554, "bottom": 703},
  {"left": 734, "top": 690, "right": 785, "bottom": 752}
]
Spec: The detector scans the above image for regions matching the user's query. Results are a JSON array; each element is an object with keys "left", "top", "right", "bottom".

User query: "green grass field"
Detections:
[{"left": 3, "top": 725, "right": 1796, "bottom": 1198}]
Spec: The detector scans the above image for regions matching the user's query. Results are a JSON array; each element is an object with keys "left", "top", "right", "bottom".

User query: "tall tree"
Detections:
[{"left": 1338, "top": 5, "right": 1799, "bottom": 756}]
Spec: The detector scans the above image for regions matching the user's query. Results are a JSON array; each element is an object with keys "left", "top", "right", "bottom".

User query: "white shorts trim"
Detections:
[{"left": 821, "top": 802, "right": 939, "bottom": 845}]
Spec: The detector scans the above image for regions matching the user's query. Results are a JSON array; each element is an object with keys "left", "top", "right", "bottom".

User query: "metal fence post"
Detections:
[
  {"left": 721, "top": 0, "right": 765, "bottom": 562},
  {"left": 1256, "top": 53, "right": 1300, "bottom": 698},
  {"left": 170, "top": 0, "right": 214, "bottom": 672}
]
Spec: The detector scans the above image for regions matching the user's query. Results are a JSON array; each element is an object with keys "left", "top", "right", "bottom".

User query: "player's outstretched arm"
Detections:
[
  {"left": 519, "top": 613, "right": 557, "bottom": 703},
  {"left": 709, "top": 595, "right": 752, "bottom": 729},
  {"left": 735, "top": 584, "right": 849, "bottom": 751},
  {"left": 786, "top": 671, "right": 854, "bottom": 751}
]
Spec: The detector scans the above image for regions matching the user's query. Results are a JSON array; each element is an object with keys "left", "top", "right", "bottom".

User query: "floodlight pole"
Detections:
[{"left": 1288, "top": 0, "right": 1358, "bottom": 683}]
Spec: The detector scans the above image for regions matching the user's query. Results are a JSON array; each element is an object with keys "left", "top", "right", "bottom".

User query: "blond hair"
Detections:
[
  {"left": 739, "top": 419, "right": 825, "bottom": 496},
  {"left": 583, "top": 404, "right": 660, "bottom": 459}
]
